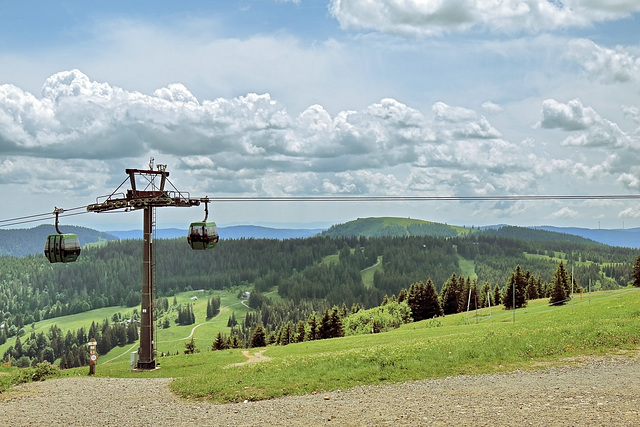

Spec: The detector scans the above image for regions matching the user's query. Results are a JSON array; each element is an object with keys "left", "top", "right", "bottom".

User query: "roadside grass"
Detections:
[{"left": 80, "top": 288, "right": 640, "bottom": 403}]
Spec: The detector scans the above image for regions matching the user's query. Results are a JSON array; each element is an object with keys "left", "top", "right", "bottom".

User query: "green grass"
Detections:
[
  {"left": 361, "top": 256, "right": 382, "bottom": 288},
  {"left": 0, "top": 289, "right": 252, "bottom": 366},
  {"left": 100, "top": 289, "right": 253, "bottom": 362},
  {"left": 0, "top": 306, "right": 132, "bottom": 357},
  {"left": 79, "top": 288, "right": 640, "bottom": 403},
  {"left": 457, "top": 256, "right": 477, "bottom": 280}
]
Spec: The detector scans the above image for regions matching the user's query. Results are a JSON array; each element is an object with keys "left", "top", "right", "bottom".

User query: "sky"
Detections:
[{"left": 1, "top": 0, "right": 640, "bottom": 231}]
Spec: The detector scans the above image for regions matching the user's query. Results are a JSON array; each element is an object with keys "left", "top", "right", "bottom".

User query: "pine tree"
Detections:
[
  {"left": 397, "top": 288, "right": 408, "bottom": 303},
  {"left": 549, "top": 261, "right": 569, "bottom": 305},
  {"left": 213, "top": 332, "right": 228, "bottom": 350},
  {"left": 526, "top": 274, "right": 539, "bottom": 300},
  {"left": 307, "top": 313, "right": 318, "bottom": 341},
  {"left": 440, "top": 273, "right": 459, "bottom": 315},
  {"left": 493, "top": 284, "right": 502, "bottom": 305},
  {"left": 479, "top": 281, "right": 491, "bottom": 308},
  {"left": 296, "top": 320, "right": 306, "bottom": 343},
  {"left": 319, "top": 309, "right": 331, "bottom": 339},
  {"left": 458, "top": 277, "right": 471, "bottom": 313},
  {"left": 184, "top": 337, "right": 196, "bottom": 354},
  {"left": 329, "top": 306, "right": 344, "bottom": 338},
  {"left": 250, "top": 324, "right": 266, "bottom": 348},
  {"left": 408, "top": 280, "right": 442, "bottom": 321},
  {"left": 503, "top": 265, "right": 527, "bottom": 310},
  {"left": 633, "top": 252, "right": 640, "bottom": 287},
  {"left": 227, "top": 312, "right": 238, "bottom": 327}
]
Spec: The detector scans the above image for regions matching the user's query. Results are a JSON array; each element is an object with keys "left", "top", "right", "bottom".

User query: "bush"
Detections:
[{"left": 12, "top": 362, "right": 60, "bottom": 385}]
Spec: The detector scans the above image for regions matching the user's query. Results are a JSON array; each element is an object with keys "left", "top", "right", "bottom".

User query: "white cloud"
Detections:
[
  {"left": 539, "top": 98, "right": 598, "bottom": 131},
  {"left": 567, "top": 38, "right": 640, "bottom": 84},
  {"left": 2, "top": 69, "right": 639, "bottom": 228},
  {"left": 549, "top": 206, "right": 579, "bottom": 219},
  {"left": 433, "top": 102, "right": 501, "bottom": 139},
  {"left": 481, "top": 101, "right": 503, "bottom": 114},
  {"left": 539, "top": 98, "right": 630, "bottom": 148},
  {"left": 618, "top": 205, "right": 640, "bottom": 219},
  {"left": 329, "top": 0, "right": 640, "bottom": 37},
  {"left": 617, "top": 173, "right": 640, "bottom": 191},
  {"left": 0, "top": 157, "right": 109, "bottom": 195},
  {"left": 623, "top": 105, "right": 640, "bottom": 123}
]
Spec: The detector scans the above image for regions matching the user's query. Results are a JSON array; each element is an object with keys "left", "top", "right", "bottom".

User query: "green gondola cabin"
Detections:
[
  {"left": 44, "top": 233, "right": 81, "bottom": 263},
  {"left": 187, "top": 222, "right": 219, "bottom": 250}
]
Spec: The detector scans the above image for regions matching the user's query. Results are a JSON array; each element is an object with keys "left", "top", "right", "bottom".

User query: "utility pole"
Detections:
[{"left": 87, "top": 160, "right": 202, "bottom": 370}]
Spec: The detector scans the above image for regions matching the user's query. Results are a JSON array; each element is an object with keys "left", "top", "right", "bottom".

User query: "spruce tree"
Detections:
[
  {"left": 458, "top": 277, "right": 471, "bottom": 313},
  {"left": 633, "top": 252, "right": 640, "bottom": 287},
  {"left": 503, "top": 265, "right": 528, "bottom": 309},
  {"left": 479, "top": 281, "right": 491, "bottom": 308},
  {"left": 549, "top": 262, "right": 569, "bottom": 305},
  {"left": 206, "top": 299, "right": 212, "bottom": 319},
  {"left": 213, "top": 332, "right": 228, "bottom": 350},
  {"left": 296, "top": 320, "right": 306, "bottom": 343},
  {"left": 329, "top": 307, "right": 344, "bottom": 338},
  {"left": 526, "top": 275, "right": 539, "bottom": 300},
  {"left": 440, "top": 273, "right": 459, "bottom": 315},
  {"left": 493, "top": 284, "right": 502, "bottom": 305},
  {"left": 307, "top": 313, "right": 318, "bottom": 341},
  {"left": 250, "top": 324, "right": 266, "bottom": 348},
  {"left": 408, "top": 280, "right": 442, "bottom": 321}
]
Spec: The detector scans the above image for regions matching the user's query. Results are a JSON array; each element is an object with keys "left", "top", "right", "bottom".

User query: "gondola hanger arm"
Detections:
[{"left": 53, "top": 207, "right": 63, "bottom": 235}]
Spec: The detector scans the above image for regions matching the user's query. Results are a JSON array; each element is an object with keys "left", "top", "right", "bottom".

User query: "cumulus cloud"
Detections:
[
  {"left": 623, "top": 105, "right": 640, "bottom": 123},
  {"left": 618, "top": 205, "right": 640, "bottom": 219},
  {"left": 329, "top": 0, "right": 640, "bottom": 37},
  {"left": 0, "top": 157, "right": 110, "bottom": 195},
  {"left": 432, "top": 102, "right": 501, "bottom": 139},
  {"left": 2, "top": 69, "right": 637, "bottom": 207},
  {"left": 548, "top": 206, "right": 579, "bottom": 219},
  {"left": 481, "top": 101, "right": 503, "bottom": 114},
  {"left": 567, "top": 39, "right": 640, "bottom": 84},
  {"left": 539, "top": 98, "right": 630, "bottom": 148}
]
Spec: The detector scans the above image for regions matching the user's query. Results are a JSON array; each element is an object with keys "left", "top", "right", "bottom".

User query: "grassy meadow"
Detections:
[
  {"left": 0, "top": 288, "right": 253, "bottom": 364},
  {"left": 81, "top": 287, "right": 640, "bottom": 403}
]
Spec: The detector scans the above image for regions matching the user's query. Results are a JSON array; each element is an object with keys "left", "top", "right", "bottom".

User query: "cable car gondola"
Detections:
[
  {"left": 187, "top": 198, "right": 219, "bottom": 250},
  {"left": 44, "top": 208, "right": 81, "bottom": 263}
]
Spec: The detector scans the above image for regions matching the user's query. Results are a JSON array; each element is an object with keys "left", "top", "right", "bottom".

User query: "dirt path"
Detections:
[
  {"left": 225, "top": 350, "right": 271, "bottom": 368},
  {"left": 2, "top": 352, "right": 639, "bottom": 426}
]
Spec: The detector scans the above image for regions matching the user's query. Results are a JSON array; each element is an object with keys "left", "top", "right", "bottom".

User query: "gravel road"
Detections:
[{"left": 1, "top": 352, "right": 638, "bottom": 426}]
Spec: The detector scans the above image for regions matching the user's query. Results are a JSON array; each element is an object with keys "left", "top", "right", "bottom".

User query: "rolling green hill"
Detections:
[{"left": 322, "top": 217, "right": 472, "bottom": 238}]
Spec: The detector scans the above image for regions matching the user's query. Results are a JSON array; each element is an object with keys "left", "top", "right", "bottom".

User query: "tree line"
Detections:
[{"left": 2, "top": 317, "right": 139, "bottom": 369}]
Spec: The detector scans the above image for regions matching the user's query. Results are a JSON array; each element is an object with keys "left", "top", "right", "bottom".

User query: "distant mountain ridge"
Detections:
[
  {"left": 3, "top": 218, "right": 640, "bottom": 258},
  {"left": 106, "top": 225, "right": 323, "bottom": 241},
  {"left": 536, "top": 226, "right": 640, "bottom": 249},
  {"left": 0, "top": 224, "right": 117, "bottom": 257}
]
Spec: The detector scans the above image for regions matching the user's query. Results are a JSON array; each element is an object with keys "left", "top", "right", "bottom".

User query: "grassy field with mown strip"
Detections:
[{"left": 86, "top": 288, "right": 640, "bottom": 403}]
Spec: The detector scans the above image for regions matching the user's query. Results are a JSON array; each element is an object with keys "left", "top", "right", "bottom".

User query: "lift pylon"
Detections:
[{"left": 87, "top": 161, "right": 206, "bottom": 370}]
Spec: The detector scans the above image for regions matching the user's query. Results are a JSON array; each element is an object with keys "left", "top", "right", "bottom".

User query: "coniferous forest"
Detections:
[{"left": 1, "top": 224, "right": 638, "bottom": 367}]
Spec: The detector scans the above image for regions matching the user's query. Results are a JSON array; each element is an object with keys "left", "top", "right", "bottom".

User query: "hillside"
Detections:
[
  {"left": 322, "top": 217, "right": 470, "bottom": 238},
  {"left": 481, "top": 225, "right": 604, "bottom": 246},
  {"left": 0, "top": 225, "right": 117, "bottom": 257},
  {"left": 538, "top": 226, "right": 640, "bottom": 248}
]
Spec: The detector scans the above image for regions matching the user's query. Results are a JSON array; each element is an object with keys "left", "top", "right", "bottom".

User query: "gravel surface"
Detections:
[{"left": 2, "top": 352, "right": 639, "bottom": 426}]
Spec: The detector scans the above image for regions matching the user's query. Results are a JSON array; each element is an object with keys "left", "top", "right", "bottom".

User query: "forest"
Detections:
[{"left": 1, "top": 224, "right": 639, "bottom": 365}]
